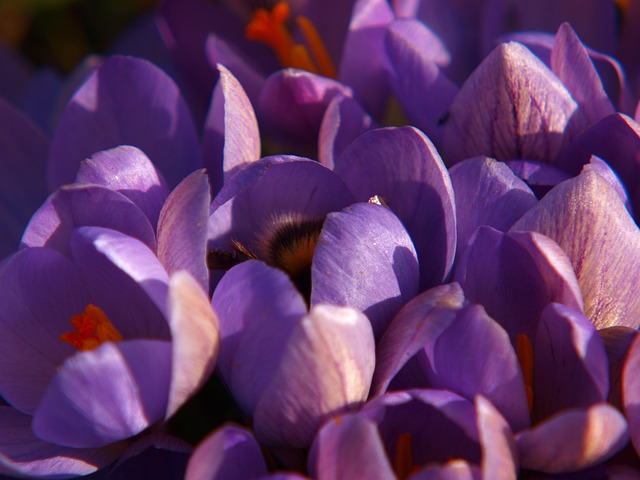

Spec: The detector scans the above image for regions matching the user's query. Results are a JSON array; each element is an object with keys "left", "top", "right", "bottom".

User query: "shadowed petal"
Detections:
[
  {"left": 476, "top": 396, "right": 518, "bottom": 480},
  {"left": 511, "top": 170, "right": 640, "bottom": 329},
  {"left": 505, "top": 160, "right": 571, "bottom": 199},
  {"left": 48, "top": 56, "right": 201, "bottom": 189},
  {"left": 623, "top": 334, "right": 640, "bottom": 455},
  {"left": 33, "top": 340, "right": 172, "bottom": 448},
  {"left": 311, "top": 202, "right": 419, "bottom": 339}
]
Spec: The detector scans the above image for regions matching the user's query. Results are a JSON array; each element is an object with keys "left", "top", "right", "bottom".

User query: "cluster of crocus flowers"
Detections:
[{"left": 1, "top": 0, "right": 640, "bottom": 478}]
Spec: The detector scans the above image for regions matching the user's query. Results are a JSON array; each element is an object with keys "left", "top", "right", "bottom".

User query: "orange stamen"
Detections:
[
  {"left": 60, "top": 304, "right": 123, "bottom": 351},
  {"left": 394, "top": 432, "right": 420, "bottom": 479},
  {"left": 245, "top": 1, "right": 337, "bottom": 78},
  {"left": 616, "top": 0, "right": 630, "bottom": 12},
  {"left": 516, "top": 334, "right": 534, "bottom": 414}
]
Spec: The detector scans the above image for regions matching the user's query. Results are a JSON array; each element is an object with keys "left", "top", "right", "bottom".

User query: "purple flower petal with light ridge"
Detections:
[
  {"left": 442, "top": 42, "right": 584, "bottom": 165},
  {"left": 339, "top": 0, "right": 394, "bottom": 120},
  {"left": 581, "top": 156, "right": 633, "bottom": 215},
  {"left": 308, "top": 414, "right": 396, "bottom": 480},
  {"left": 185, "top": 424, "right": 267, "bottom": 480},
  {"left": 533, "top": 303, "right": 609, "bottom": 423},
  {"left": 21, "top": 185, "right": 157, "bottom": 256},
  {"left": 384, "top": 18, "right": 458, "bottom": 145},
  {"left": 165, "top": 271, "right": 219, "bottom": 419},
  {"left": 75, "top": 145, "right": 170, "bottom": 228},
  {"left": 416, "top": 304, "right": 530, "bottom": 432},
  {"left": 515, "top": 403, "right": 628, "bottom": 473},
  {"left": 623, "top": 334, "right": 640, "bottom": 455},
  {"left": 311, "top": 202, "right": 419, "bottom": 339},
  {"left": 372, "top": 283, "right": 465, "bottom": 397},
  {"left": 157, "top": 170, "right": 210, "bottom": 292},
  {"left": 0, "top": 248, "right": 91, "bottom": 414},
  {"left": 333, "top": 126, "right": 456, "bottom": 289},
  {"left": 212, "top": 260, "right": 308, "bottom": 414},
  {"left": 411, "top": 461, "right": 479, "bottom": 479},
  {"left": 254, "top": 303, "right": 375, "bottom": 448},
  {"left": 48, "top": 56, "right": 201, "bottom": 190},
  {"left": 476, "top": 396, "right": 518, "bottom": 480},
  {"left": 455, "top": 226, "right": 583, "bottom": 343},
  {"left": 202, "top": 64, "right": 261, "bottom": 194},
  {"left": 0, "top": 98, "right": 49, "bottom": 260},
  {"left": 318, "top": 94, "right": 375, "bottom": 171},
  {"left": 450, "top": 156, "right": 538, "bottom": 260},
  {"left": 0, "top": 406, "right": 121, "bottom": 477},
  {"left": 511, "top": 170, "right": 640, "bottom": 329},
  {"left": 257, "top": 69, "right": 353, "bottom": 147},
  {"left": 32, "top": 339, "right": 172, "bottom": 448}
]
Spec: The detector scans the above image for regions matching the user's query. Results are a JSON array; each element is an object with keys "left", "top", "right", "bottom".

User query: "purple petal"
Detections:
[
  {"left": 318, "top": 94, "right": 375, "bottom": 170},
  {"left": 311, "top": 202, "right": 419, "bottom": 339},
  {"left": 338, "top": 0, "right": 394, "bottom": 119},
  {"left": 476, "top": 396, "right": 518, "bottom": 479},
  {"left": 455, "top": 227, "right": 583, "bottom": 343},
  {"left": 157, "top": 170, "right": 211, "bottom": 292},
  {"left": 185, "top": 424, "right": 267, "bottom": 480},
  {"left": 515, "top": 403, "right": 628, "bottom": 473},
  {"left": 0, "top": 248, "right": 91, "bottom": 414},
  {"left": 511, "top": 170, "right": 640, "bottom": 329},
  {"left": 165, "top": 271, "right": 219, "bottom": 419},
  {"left": 0, "top": 46, "right": 31, "bottom": 107},
  {"left": 333, "top": 127, "right": 456, "bottom": 289},
  {"left": 0, "top": 98, "right": 49, "bottom": 259},
  {"left": 411, "top": 462, "right": 479, "bottom": 480},
  {"left": 253, "top": 304, "right": 375, "bottom": 448},
  {"left": 257, "top": 69, "right": 353, "bottom": 147},
  {"left": 21, "top": 184, "right": 157, "bottom": 256},
  {"left": 505, "top": 159, "right": 573, "bottom": 198},
  {"left": 417, "top": 304, "right": 530, "bottom": 432},
  {"left": 48, "top": 56, "right": 201, "bottom": 189},
  {"left": 533, "top": 303, "right": 609, "bottom": 422},
  {"left": 308, "top": 414, "right": 396, "bottom": 480},
  {"left": 581, "top": 156, "right": 633, "bottom": 215},
  {"left": 33, "top": 339, "right": 172, "bottom": 448},
  {"left": 623, "top": 334, "right": 640, "bottom": 455},
  {"left": 442, "top": 42, "right": 584, "bottom": 165},
  {"left": 450, "top": 156, "right": 538, "bottom": 259},
  {"left": 202, "top": 65, "right": 261, "bottom": 194},
  {"left": 75, "top": 145, "right": 170, "bottom": 228},
  {"left": 383, "top": 18, "right": 458, "bottom": 144},
  {"left": 372, "top": 283, "right": 465, "bottom": 397},
  {"left": 601, "top": 326, "right": 637, "bottom": 411},
  {"left": 0, "top": 406, "right": 120, "bottom": 477}
]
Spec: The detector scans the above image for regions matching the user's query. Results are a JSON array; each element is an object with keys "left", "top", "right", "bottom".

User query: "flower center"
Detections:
[
  {"left": 245, "top": 1, "right": 337, "bottom": 78},
  {"left": 60, "top": 304, "right": 123, "bottom": 351},
  {"left": 516, "top": 334, "right": 534, "bottom": 414}
]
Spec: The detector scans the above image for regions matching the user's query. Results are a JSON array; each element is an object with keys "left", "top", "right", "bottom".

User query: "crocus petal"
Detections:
[
  {"left": 157, "top": 170, "right": 210, "bottom": 292},
  {"left": 254, "top": 304, "right": 375, "bottom": 448},
  {"left": 450, "top": 156, "right": 537, "bottom": 259},
  {"left": 0, "top": 98, "right": 49, "bottom": 260},
  {"left": 623, "top": 334, "right": 640, "bottom": 455},
  {"left": 581, "top": 156, "right": 633, "bottom": 215},
  {"left": 476, "top": 396, "right": 518, "bottom": 480},
  {"left": 318, "top": 94, "right": 375, "bottom": 170},
  {"left": 333, "top": 126, "right": 456, "bottom": 289},
  {"left": 550, "top": 23, "right": 614, "bottom": 125},
  {"left": 455, "top": 227, "right": 583, "bottom": 343},
  {"left": 505, "top": 159, "right": 573, "bottom": 198},
  {"left": 442, "top": 42, "right": 584, "bottom": 165},
  {"left": 74, "top": 145, "right": 170, "bottom": 228},
  {"left": 48, "top": 56, "right": 201, "bottom": 189},
  {"left": 311, "top": 202, "right": 419, "bottom": 339},
  {"left": 511, "top": 170, "right": 640, "bottom": 329},
  {"left": 21, "top": 185, "right": 157, "bottom": 256},
  {"left": 384, "top": 18, "right": 458, "bottom": 144},
  {"left": 185, "top": 424, "right": 267, "bottom": 480},
  {"left": 202, "top": 64, "right": 261, "bottom": 194},
  {"left": 69, "top": 227, "right": 171, "bottom": 339},
  {"left": 372, "top": 283, "right": 465, "bottom": 397},
  {"left": 533, "top": 303, "right": 609, "bottom": 422},
  {"left": 165, "top": 271, "right": 219, "bottom": 419},
  {"left": 211, "top": 260, "right": 308, "bottom": 414},
  {"left": 0, "top": 248, "right": 91, "bottom": 414},
  {"left": 411, "top": 461, "right": 479, "bottom": 480},
  {"left": 417, "top": 304, "right": 530, "bottom": 432},
  {"left": 515, "top": 403, "right": 628, "bottom": 473},
  {"left": 0, "top": 406, "right": 121, "bottom": 477},
  {"left": 309, "top": 414, "right": 396, "bottom": 480},
  {"left": 33, "top": 340, "right": 171, "bottom": 448},
  {"left": 601, "top": 326, "right": 637, "bottom": 411},
  {"left": 257, "top": 69, "right": 353, "bottom": 147},
  {"left": 339, "top": 0, "right": 394, "bottom": 119}
]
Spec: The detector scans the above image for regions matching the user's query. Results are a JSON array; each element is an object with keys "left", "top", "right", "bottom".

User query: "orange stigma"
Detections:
[
  {"left": 60, "top": 304, "right": 123, "bottom": 351},
  {"left": 245, "top": 1, "right": 337, "bottom": 78},
  {"left": 516, "top": 334, "right": 534, "bottom": 414},
  {"left": 394, "top": 432, "right": 421, "bottom": 479}
]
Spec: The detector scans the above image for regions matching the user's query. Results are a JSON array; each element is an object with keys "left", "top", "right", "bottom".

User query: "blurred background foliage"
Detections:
[{"left": 0, "top": 0, "right": 157, "bottom": 72}]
